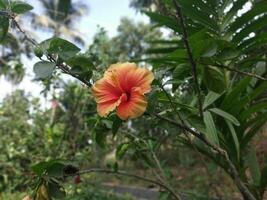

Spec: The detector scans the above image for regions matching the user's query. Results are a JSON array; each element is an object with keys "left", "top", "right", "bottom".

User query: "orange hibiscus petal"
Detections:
[
  {"left": 97, "top": 99, "right": 120, "bottom": 117},
  {"left": 116, "top": 87, "right": 147, "bottom": 120},
  {"left": 106, "top": 62, "right": 154, "bottom": 94},
  {"left": 92, "top": 77, "right": 121, "bottom": 104}
]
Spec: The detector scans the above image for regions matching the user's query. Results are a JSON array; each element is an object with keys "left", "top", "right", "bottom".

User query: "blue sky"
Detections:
[{"left": 0, "top": 0, "right": 148, "bottom": 102}]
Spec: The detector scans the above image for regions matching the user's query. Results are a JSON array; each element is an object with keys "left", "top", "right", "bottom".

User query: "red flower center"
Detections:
[{"left": 121, "top": 91, "right": 131, "bottom": 103}]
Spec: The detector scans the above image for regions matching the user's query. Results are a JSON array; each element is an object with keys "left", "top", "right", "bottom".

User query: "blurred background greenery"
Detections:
[{"left": 0, "top": 0, "right": 267, "bottom": 200}]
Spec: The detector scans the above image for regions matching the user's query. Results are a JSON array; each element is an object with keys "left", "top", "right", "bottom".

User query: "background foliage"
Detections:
[{"left": 0, "top": 0, "right": 267, "bottom": 200}]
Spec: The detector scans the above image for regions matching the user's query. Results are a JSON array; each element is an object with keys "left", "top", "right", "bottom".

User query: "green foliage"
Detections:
[
  {"left": 10, "top": 1, "right": 33, "bottom": 14},
  {"left": 1, "top": 0, "right": 267, "bottom": 200},
  {"left": 33, "top": 61, "right": 56, "bottom": 79}
]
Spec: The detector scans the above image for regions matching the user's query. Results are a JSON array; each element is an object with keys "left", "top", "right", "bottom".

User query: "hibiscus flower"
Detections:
[{"left": 92, "top": 62, "right": 154, "bottom": 120}]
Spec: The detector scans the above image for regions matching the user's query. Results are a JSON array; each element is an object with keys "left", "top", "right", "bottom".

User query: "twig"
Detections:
[
  {"left": 67, "top": 168, "right": 181, "bottom": 200},
  {"left": 153, "top": 113, "right": 256, "bottom": 200},
  {"left": 9, "top": 14, "right": 37, "bottom": 46},
  {"left": 8, "top": 14, "right": 92, "bottom": 87},
  {"left": 160, "top": 84, "right": 185, "bottom": 123},
  {"left": 172, "top": 0, "right": 203, "bottom": 117},
  {"left": 200, "top": 62, "right": 267, "bottom": 81}
]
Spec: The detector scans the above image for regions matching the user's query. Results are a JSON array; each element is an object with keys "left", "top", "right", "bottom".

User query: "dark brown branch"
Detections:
[
  {"left": 172, "top": 0, "right": 203, "bottom": 117},
  {"left": 67, "top": 168, "right": 181, "bottom": 200},
  {"left": 200, "top": 62, "right": 267, "bottom": 81},
  {"left": 153, "top": 113, "right": 256, "bottom": 200}
]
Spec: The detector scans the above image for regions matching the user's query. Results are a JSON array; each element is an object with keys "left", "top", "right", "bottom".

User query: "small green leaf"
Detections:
[
  {"left": 173, "top": 63, "right": 191, "bottom": 80},
  {"left": 48, "top": 181, "right": 66, "bottom": 199},
  {"left": 209, "top": 108, "right": 240, "bottom": 126},
  {"left": 0, "top": 16, "right": 9, "bottom": 42},
  {"left": 112, "top": 116, "right": 122, "bottom": 136},
  {"left": 116, "top": 143, "right": 130, "bottom": 159},
  {"left": 11, "top": 1, "right": 33, "bottom": 14},
  {"left": 247, "top": 148, "right": 261, "bottom": 186},
  {"left": 48, "top": 38, "right": 80, "bottom": 60},
  {"left": 67, "top": 54, "right": 94, "bottom": 80},
  {"left": 32, "top": 161, "right": 50, "bottom": 176},
  {"left": 0, "top": 0, "right": 9, "bottom": 9},
  {"left": 46, "top": 162, "right": 65, "bottom": 178},
  {"left": 93, "top": 129, "right": 106, "bottom": 149},
  {"left": 144, "top": 11, "right": 181, "bottom": 32},
  {"left": 203, "top": 91, "right": 221, "bottom": 109},
  {"left": 203, "top": 111, "right": 219, "bottom": 146},
  {"left": 33, "top": 61, "right": 55, "bottom": 79},
  {"left": 34, "top": 46, "right": 43, "bottom": 58},
  {"left": 226, "top": 121, "right": 240, "bottom": 161},
  {"left": 202, "top": 42, "right": 217, "bottom": 58},
  {"left": 203, "top": 66, "right": 226, "bottom": 93}
]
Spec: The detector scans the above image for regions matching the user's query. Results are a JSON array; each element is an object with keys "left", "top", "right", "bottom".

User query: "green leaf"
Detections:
[
  {"left": 221, "top": 77, "right": 251, "bottom": 111},
  {"left": 48, "top": 182, "right": 66, "bottom": 199},
  {"left": 116, "top": 143, "right": 130, "bottom": 159},
  {"left": 48, "top": 38, "right": 80, "bottom": 60},
  {"left": 67, "top": 54, "right": 94, "bottom": 80},
  {"left": 32, "top": 161, "right": 50, "bottom": 176},
  {"left": 112, "top": 117, "right": 122, "bottom": 136},
  {"left": 93, "top": 129, "right": 106, "bottom": 149},
  {"left": 172, "top": 63, "right": 191, "bottom": 80},
  {"left": 228, "top": 1, "right": 267, "bottom": 34},
  {"left": 32, "top": 160, "right": 67, "bottom": 178},
  {"left": 167, "top": 49, "right": 187, "bottom": 60},
  {"left": 178, "top": 0, "right": 218, "bottom": 33},
  {"left": 33, "top": 61, "right": 55, "bottom": 79},
  {"left": 0, "top": 0, "right": 9, "bottom": 9},
  {"left": 222, "top": 0, "right": 247, "bottom": 29},
  {"left": 226, "top": 121, "right": 240, "bottom": 161},
  {"left": 232, "top": 16, "right": 267, "bottom": 44},
  {"left": 203, "top": 111, "right": 219, "bottom": 146},
  {"left": 11, "top": 1, "right": 33, "bottom": 14},
  {"left": 46, "top": 162, "right": 65, "bottom": 178},
  {"left": 250, "top": 81, "right": 267, "bottom": 100},
  {"left": 202, "top": 42, "right": 217, "bottom": 58},
  {"left": 203, "top": 66, "right": 226, "bottom": 93},
  {"left": 146, "top": 47, "right": 178, "bottom": 54},
  {"left": 209, "top": 108, "right": 240, "bottom": 126},
  {"left": 203, "top": 91, "right": 222, "bottom": 109},
  {"left": 217, "top": 48, "right": 240, "bottom": 61},
  {"left": 0, "top": 16, "right": 9, "bottom": 42},
  {"left": 240, "top": 101, "right": 267, "bottom": 121},
  {"left": 247, "top": 148, "right": 261, "bottom": 186},
  {"left": 144, "top": 11, "right": 180, "bottom": 32}
]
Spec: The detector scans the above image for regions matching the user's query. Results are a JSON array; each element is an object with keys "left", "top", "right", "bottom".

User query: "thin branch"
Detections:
[
  {"left": 8, "top": 14, "right": 92, "bottom": 87},
  {"left": 9, "top": 14, "right": 37, "bottom": 46},
  {"left": 172, "top": 0, "right": 203, "bottom": 117},
  {"left": 160, "top": 84, "right": 185, "bottom": 124},
  {"left": 200, "top": 62, "right": 267, "bottom": 81},
  {"left": 47, "top": 55, "right": 92, "bottom": 87},
  {"left": 67, "top": 168, "right": 181, "bottom": 200},
  {"left": 153, "top": 113, "right": 256, "bottom": 200}
]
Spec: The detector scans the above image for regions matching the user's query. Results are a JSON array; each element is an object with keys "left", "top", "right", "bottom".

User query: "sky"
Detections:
[{"left": 0, "top": 0, "right": 149, "bottom": 103}]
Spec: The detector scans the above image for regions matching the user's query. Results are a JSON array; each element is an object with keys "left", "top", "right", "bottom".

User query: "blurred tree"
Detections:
[
  {"left": 29, "top": 0, "right": 88, "bottom": 44},
  {"left": 87, "top": 17, "right": 162, "bottom": 70}
]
